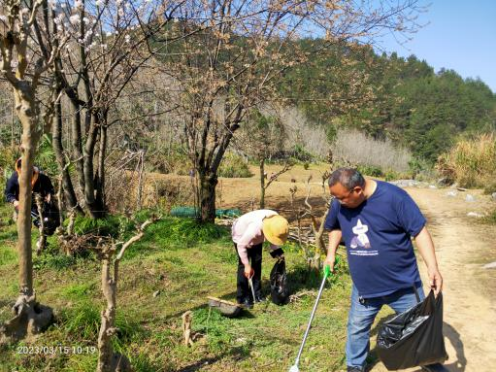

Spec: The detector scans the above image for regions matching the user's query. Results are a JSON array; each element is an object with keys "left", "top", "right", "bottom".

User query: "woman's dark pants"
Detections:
[{"left": 233, "top": 243, "right": 262, "bottom": 303}]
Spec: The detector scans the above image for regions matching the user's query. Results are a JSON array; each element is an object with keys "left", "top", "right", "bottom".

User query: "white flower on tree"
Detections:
[{"left": 70, "top": 14, "right": 81, "bottom": 25}]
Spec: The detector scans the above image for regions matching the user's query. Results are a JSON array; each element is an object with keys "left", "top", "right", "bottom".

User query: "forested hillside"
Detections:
[{"left": 278, "top": 40, "right": 496, "bottom": 164}]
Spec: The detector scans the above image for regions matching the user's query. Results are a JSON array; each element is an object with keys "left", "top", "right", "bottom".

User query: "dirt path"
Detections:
[{"left": 371, "top": 187, "right": 496, "bottom": 372}]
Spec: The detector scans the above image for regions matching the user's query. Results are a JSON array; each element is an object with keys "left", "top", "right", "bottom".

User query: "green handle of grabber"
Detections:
[{"left": 324, "top": 256, "right": 341, "bottom": 278}]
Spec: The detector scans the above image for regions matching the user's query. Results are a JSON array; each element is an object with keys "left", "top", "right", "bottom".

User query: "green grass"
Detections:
[
  {"left": 0, "top": 245, "right": 17, "bottom": 266},
  {"left": 60, "top": 301, "right": 102, "bottom": 340},
  {"left": 60, "top": 283, "right": 97, "bottom": 300},
  {"left": 0, "top": 206, "right": 353, "bottom": 371},
  {"left": 0, "top": 205, "right": 17, "bottom": 244},
  {"left": 33, "top": 254, "right": 78, "bottom": 271},
  {"left": 483, "top": 209, "right": 496, "bottom": 225}
]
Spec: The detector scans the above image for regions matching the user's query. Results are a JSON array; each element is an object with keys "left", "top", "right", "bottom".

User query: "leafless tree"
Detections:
[
  {"left": 238, "top": 108, "right": 290, "bottom": 208},
  {"left": 49, "top": 0, "right": 190, "bottom": 218},
  {"left": 0, "top": 0, "right": 69, "bottom": 341},
  {"left": 93, "top": 218, "right": 155, "bottom": 372},
  {"left": 158, "top": 0, "right": 426, "bottom": 222},
  {"left": 304, "top": 171, "right": 332, "bottom": 256},
  {"left": 288, "top": 169, "right": 334, "bottom": 269}
]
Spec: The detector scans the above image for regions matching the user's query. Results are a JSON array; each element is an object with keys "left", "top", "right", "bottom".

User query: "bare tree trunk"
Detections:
[
  {"left": 53, "top": 90, "right": 81, "bottom": 212},
  {"left": 10, "top": 100, "right": 15, "bottom": 147},
  {"left": 1, "top": 90, "right": 53, "bottom": 344},
  {"left": 97, "top": 257, "right": 115, "bottom": 371},
  {"left": 57, "top": 176, "right": 65, "bottom": 234},
  {"left": 310, "top": 207, "right": 331, "bottom": 256},
  {"left": 196, "top": 116, "right": 241, "bottom": 223},
  {"left": 305, "top": 172, "right": 333, "bottom": 257},
  {"left": 70, "top": 100, "right": 86, "bottom": 196},
  {"left": 95, "top": 121, "right": 107, "bottom": 212},
  {"left": 17, "top": 119, "right": 35, "bottom": 297},
  {"left": 259, "top": 158, "right": 265, "bottom": 209},
  {"left": 136, "top": 150, "right": 145, "bottom": 211},
  {"left": 35, "top": 194, "right": 46, "bottom": 256},
  {"left": 199, "top": 170, "right": 217, "bottom": 223},
  {"left": 182, "top": 311, "right": 194, "bottom": 346},
  {"left": 96, "top": 220, "right": 153, "bottom": 371},
  {"left": 83, "top": 115, "right": 101, "bottom": 218},
  {"left": 67, "top": 211, "right": 76, "bottom": 236},
  {"left": 97, "top": 256, "right": 130, "bottom": 372}
]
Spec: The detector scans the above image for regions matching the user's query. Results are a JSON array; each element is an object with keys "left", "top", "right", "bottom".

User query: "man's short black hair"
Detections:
[{"left": 328, "top": 168, "right": 365, "bottom": 191}]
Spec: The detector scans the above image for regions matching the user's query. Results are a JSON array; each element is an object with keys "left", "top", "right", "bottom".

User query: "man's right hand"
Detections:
[
  {"left": 244, "top": 265, "right": 254, "bottom": 279},
  {"left": 323, "top": 255, "right": 336, "bottom": 273},
  {"left": 13, "top": 200, "right": 19, "bottom": 209}
]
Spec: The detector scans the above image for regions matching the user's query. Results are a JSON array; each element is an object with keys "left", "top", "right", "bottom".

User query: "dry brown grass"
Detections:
[
  {"left": 442, "top": 133, "right": 496, "bottom": 188},
  {"left": 131, "top": 163, "right": 332, "bottom": 223},
  {"left": 332, "top": 129, "right": 412, "bottom": 172}
]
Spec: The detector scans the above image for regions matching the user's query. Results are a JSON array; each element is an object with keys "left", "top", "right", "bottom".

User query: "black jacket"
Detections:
[{"left": 4, "top": 171, "right": 54, "bottom": 204}]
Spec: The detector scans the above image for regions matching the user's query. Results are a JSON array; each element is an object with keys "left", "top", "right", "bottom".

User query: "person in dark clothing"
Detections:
[
  {"left": 5, "top": 159, "right": 54, "bottom": 204},
  {"left": 324, "top": 168, "right": 447, "bottom": 372},
  {"left": 4, "top": 158, "right": 59, "bottom": 234}
]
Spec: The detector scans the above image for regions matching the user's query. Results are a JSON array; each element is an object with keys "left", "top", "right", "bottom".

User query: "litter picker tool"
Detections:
[
  {"left": 248, "top": 277, "right": 257, "bottom": 304},
  {"left": 289, "top": 257, "right": 340, "bottom": 372}
]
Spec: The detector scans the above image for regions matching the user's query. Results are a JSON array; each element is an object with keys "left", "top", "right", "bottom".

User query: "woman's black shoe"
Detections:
[{"left": 237, "top": 298, "right": 253, "bottom": 309}]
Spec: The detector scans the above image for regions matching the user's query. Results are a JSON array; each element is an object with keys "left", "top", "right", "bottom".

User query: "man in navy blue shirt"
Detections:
[{"left": 324, "top": 168, "right": 445, "bottom": 372}]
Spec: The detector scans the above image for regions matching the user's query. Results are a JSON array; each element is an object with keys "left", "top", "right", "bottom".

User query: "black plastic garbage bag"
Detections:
[
  {"left": 376, "top": 290, "right": 448, "bottom": 370},
  {"left": 270, "top": 258, "right": 290, "bottom": 305},
  {"left": 32, "top": 201, "right": 60, "bottom": 236}
]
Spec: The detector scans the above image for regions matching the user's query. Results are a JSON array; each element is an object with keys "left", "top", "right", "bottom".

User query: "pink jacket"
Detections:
[{"left": 232, "top": 210, "right": 280, "bottom": 265}]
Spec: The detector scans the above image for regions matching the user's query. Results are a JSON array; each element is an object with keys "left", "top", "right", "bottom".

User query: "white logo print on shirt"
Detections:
[{"left": 350, "top": 219, "right": 371, "bottom": 249}]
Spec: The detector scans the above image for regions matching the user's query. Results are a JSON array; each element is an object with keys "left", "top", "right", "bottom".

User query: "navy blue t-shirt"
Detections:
[{"left": 324, "top": 181, "right": 425, "bottom": 298}]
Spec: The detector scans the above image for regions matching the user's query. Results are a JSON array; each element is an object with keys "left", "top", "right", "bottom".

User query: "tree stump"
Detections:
[
  {"left": 182, "top": 311, "right": 194, "bottom": 347},
  {"left": 0, "top": 294, "right": 53, "bottom": 344}
]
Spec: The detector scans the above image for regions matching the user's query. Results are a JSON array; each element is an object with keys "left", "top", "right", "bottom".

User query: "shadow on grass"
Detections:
[
  {"left": 176, "top": 356, "right": 225, "bottom": 372},
  {"left": 163, "top": 290, "right": 242, "bottom": 322},
  {"left": 286, "top": 264, "right": 328, "bottom": 293},
  {"left": 0, "top": 299, "right": 13, "bottom": 307},
  {"left": 176, "top": 345, "right": 251, "bottom": 372}
]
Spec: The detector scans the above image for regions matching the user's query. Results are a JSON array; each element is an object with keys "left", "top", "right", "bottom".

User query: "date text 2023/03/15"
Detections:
[{"left": 16, "top": 345, "right": 97, "bottom": 355}]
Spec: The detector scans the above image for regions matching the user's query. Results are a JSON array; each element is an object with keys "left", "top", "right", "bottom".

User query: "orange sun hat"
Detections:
[{"left": 262, "top": 215, "right": 289, "bottom": 246}]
